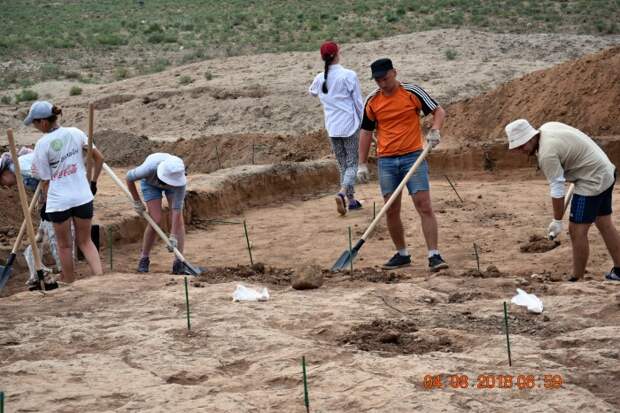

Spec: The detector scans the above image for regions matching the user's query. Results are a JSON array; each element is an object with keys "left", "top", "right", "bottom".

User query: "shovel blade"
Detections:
[
  {"left": 0, "top": 253, "right": 17, "bottom": 290},
  {"left": 331, "top": 249, "right": 358, "bottom": 272},
  {"left": 182, "top": 260, "right": 203, "bottom": 276}
]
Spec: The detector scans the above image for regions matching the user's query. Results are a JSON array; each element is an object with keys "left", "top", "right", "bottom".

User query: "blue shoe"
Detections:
[
  {"left": 382, "top": 253, "right": 411, "bottom": 270},
  {"left": 348, "top": 200, "right": 363, "bottom": 210},
  {"left": 137, "top": 257, "right": 150, "bottom": 273},
  {"left": 428, "top": 254, "right": 449, "bottom": 272},
  {"left": 605, "top": 268, "right": 620, "bottom": 281},
  {"left": 335, "top": 193, "right": 346, "bottom": 216}
]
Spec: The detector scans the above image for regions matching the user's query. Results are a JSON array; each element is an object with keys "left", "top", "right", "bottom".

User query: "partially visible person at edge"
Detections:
[
  {"left": 309, "top": 41, "right": 364, "bottom": 216},
  {"left": 27, "top": 101, "right": 104, "bottom": 284},
  {"left": 0, "top": 148, "right": 67, "bottom": 290},
  {"left": 357, "top": 58, "right": 449, "bottom": 272},
  {"left": 506, "top": 119, "right": 620, "bottom": 282},
  {"left": 125, "top": 153, "right": 187, "bottom": 274}
]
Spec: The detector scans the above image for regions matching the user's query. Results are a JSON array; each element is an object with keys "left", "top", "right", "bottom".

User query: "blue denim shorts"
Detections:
[
  {"left": 140, "top": 179, "right": 186, "bottom": 210},
  {"left": 377, "top": 150, "right": 430, "bottom": 197}
]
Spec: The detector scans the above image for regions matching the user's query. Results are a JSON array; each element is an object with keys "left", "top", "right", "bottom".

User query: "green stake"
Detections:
[
  {"left": 302, "top": 356, "right": 310, "bottom": 413},
  {"left": 444, "top": 174, "right": 464, "bottom": 203},
  {"left": 252, "top": 140, "right": 255, "bottom": 164},
  {"left": 348, "top": 226, "right": 353, "bottom": 272},
  {"left": 503, "top": 301, "right": 512, "bottom": 367},
  {"left": 1, "top": 391, "right": 4, "bottom": 413},
  {"left": 243, "top": 220, "right": 254, "bottom": 265},
  {"left": 184, "top": 276, "right": 191, "bottom": 331},
  {"left": 373, "top": 201, "right": 376, "bottom": 221},
  {"left": 108, "top": 227, "right": 113, "bottom": 271}
]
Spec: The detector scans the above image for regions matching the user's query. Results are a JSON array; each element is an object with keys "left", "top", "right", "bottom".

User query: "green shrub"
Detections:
[
  {"left": 204, "top": 71, "right": 213, "bottom": 81},
  {"left": 15, "top": 89, "right": 38, "bottom": 103},
  {"left": 147, "top": 32, "right": 177, "bottom": 44},
  {"left": 114, "top": 67, "right": 129, "bottom": 80},
  {"left": 445, "top": 49, "right": 458, "bottom": 60},
  {"left": 178, "top": 75, "right": 193, "bottom": 85},
  {"left": 69, "top": 86, "right": 82, "bottom": 96},
  {"left": 40, "top": 63, "right": 62, "bottom": 80},
  {"left": 97, "top": 34, "right": 128, "bottom": 46},
  {"left": 1, "top": 95, "right": 11, "bottom": 104}
]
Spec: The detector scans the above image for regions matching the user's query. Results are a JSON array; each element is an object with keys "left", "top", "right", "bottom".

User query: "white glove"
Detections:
[
  {"left": 133, "top": 200, "right": 145, "bottom": 216},
  {"left": 357, "top": 163, "right": 369, "bottom": 183},
  {"left": 548, "top": 219, "right": 563, "bottom": 239},
  {"left": 427, "top": 129, "right": 440, "bottom": 149},
  {"left": 167, "top": 236, "right": 178, "bottom": 252}
]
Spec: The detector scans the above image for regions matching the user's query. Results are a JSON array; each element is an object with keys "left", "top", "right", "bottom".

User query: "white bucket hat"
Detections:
[
  {"left": 505, "top": 119, "right": 539, "bottom": 149},
  {"left": 157, "top": 155, "right": 186, "bottom": 187},
  {"left": 23, "top": 101, "right": 53, "bottom": 126}
]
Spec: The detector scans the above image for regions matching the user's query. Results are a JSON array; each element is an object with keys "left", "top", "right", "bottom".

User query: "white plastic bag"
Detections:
[
  {"left": 232, "top": 284, "right": 269, "bottom": 302},
  {"left": 511, "top": 288, "right": 544, "bottom": 313}
]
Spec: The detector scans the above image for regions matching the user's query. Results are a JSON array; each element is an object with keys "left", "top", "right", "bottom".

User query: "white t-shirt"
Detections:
[{"left": 33, "top": 127, "right": 93, "bottom": 212}]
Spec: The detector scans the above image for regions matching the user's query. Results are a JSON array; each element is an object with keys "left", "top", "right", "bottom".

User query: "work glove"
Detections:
[
  {"left": 90, "top": 181, "right": 97, "bottom": 196},
  {"left": 427, "top": 129, "right": 440, "bottom": 149},
  {"left": 548, "top": 219, "right": 563, "bottom": 240},
  {"left": 167, "top": 235, "right": 178, "bottom": 252},
  {"left": 357, "top": 163, "right": 369, "bottom": 183},
  {"left": 133, "top": 200, "right": 146, "bottom": 216}
]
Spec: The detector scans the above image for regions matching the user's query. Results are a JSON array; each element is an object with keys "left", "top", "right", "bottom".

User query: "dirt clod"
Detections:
[
  {"left": 292, "top": 264, "right": 324, "bottom": 290},
  {"left": 520, "top": 234, "right": 561, "bottom": 253}
]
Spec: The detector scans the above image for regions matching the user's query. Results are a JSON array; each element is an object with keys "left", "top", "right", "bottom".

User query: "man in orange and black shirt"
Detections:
[{"left": 358, "top": 58, "right": 448, "bottom": 271}]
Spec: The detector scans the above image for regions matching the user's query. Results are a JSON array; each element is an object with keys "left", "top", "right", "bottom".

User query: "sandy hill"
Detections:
[{"left": 443, "top": 46, "right": 620, "bottom": 142}]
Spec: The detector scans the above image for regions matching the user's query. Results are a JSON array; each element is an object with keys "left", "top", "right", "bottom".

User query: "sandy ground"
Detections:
[
  {"left": 1, "top": 171, "right": 619, "bottom": 412},
  {"left": 1, "top": 29, "right": 619, "bottom": 145}
]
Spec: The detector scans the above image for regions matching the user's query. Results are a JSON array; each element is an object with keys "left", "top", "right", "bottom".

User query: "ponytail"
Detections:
[
  {"left": 45, "top": 105, "right": 62, "bottom": 123},
  {"left": 322, "top": 59, "right": 331, "bottom": 94}
]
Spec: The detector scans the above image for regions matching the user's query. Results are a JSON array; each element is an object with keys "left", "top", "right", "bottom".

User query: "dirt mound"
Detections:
[
  {"left": 195, "top": 264, "right": 293, "bottom": 286},
  {"left": 95, "top": 129, "right": 330, "bottom": 171},
  {"left": 520, "top": 234, "right": 560, "bottom": 253},
  {"left": 339, "top": 319, "right": 461, "bottom": 355},
  {"left": 443, "top": 46, "right": 620, "bottom": 142},
  {"left": 0, "top": 187, "right": 37, "bottom": 248}
]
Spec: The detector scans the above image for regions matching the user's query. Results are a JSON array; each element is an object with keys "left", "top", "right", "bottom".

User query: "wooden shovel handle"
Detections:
[
  {"left": 12, "top": 183, "right": 41, "bottom": 253},
  {"left": 7, "top": 129, "right": 42, "bottom": 271}
]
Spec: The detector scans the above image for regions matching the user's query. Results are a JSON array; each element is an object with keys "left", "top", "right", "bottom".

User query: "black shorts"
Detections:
[
  {"left": 47, "top": 201, "right": 94, "bottom": 224},
  {"left": 569, "top": 180, "right": 615, "bottom": 224}
]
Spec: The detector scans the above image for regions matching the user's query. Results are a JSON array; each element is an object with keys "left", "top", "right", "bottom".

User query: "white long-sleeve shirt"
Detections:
[{"left": 309, "top": 64, "right": 364, "bottom": 138}]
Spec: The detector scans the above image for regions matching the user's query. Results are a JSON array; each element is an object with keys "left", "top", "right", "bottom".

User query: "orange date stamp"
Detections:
[{"left": 423, "top": 374, "right": 564, "bottom": 390}]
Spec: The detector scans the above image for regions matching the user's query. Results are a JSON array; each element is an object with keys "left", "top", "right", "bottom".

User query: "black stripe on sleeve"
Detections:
[
  {"left": 402, "top": 83, "right": 438, "bottom": 116},
  {"left": 361, "top": 89, "right": 379, "bottom": 131}
]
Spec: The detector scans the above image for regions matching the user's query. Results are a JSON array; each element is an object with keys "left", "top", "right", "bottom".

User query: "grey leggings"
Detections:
[{"left": 329, "top": 131, "right": 359, "bottom": 199}]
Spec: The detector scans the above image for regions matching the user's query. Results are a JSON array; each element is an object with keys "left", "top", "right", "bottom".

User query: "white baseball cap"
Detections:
[
  {"left": 157, "top": 155, "right": 186, "bottom": 187},
  {"left": 505, "top": 119, "right": 539, "bottom": 149},
  {"left": 23, "top": 101, "right": 54, "bottom": 126}
]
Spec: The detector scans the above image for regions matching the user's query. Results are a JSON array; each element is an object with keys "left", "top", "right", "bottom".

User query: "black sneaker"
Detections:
[
  {"left": 137, "top": 257, "right": 150, "bottom": 273},
  {"left": 172, "top": 259, "right": 185, "bottom": 275},
  {"left": 428, "top": 254, "right": 449, "bottom": 272},
  {"left": 382, "top": 253, "right": 412, "bottom": 270},
  {"left": 604, "top": 268, "right": 620, "bottom": 281}
]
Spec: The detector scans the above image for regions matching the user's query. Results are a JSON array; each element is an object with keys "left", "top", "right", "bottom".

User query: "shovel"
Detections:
[
  {"left": 102, "top": 163, "right": 203, "bottom": 276},
  {"left": 6, "top": 129, "right": 54, "bottom": 291},
  {"left": 0, "top": 183, "right": 41, "bottom": 290},
  {"left": 548, "top": 183, "right": 575, "bottom": 240},
  {"left": 332, "top": 145, "right": 432, "bottom": 271}
]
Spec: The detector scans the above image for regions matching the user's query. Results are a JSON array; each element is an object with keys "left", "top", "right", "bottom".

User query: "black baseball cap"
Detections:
[{"left": 370, "top": 58, "right": 394, "bottom": 79}]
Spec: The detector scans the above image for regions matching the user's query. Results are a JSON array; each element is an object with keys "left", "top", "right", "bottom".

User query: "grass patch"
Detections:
[
  {"left": 69, "top": 86, "right": 83, "bottom": 96},
  {"left": 0, "top": 0, "right": 617, "bottom": 86},
  {"left": 15, "top": 89, "right": 38, "bottom": 103},
  {"left": 445, "top": 49, "right": 458, "bottom": 60},
  {"left": 178, "top": 75, "right": 193, "bottom": 85},
  {"left": 1, "top": 95, "right": 11, "bottom": 104}
]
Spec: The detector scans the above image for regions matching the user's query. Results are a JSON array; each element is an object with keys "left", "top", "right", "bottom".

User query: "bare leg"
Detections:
[
  {"left": 384, "top": 192, "right": 406, "bottom": 250},
  {"left": 569, "top": 221, "right": 592, "bottom": 279},
  {"left": 74, "top": 217, "right": 103, "bottom": 276},
  {"left": 594, "top": 214, "right": 620, "bottom": 266},
  {"left": 141, "top": 198, "right": 163, "bottom": 257},
  {"left": 53, "top": 220, "right": 75, "bottom": 283},
  {"left": 412, "top": 190, "right": 438, "bottom": 250}
]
